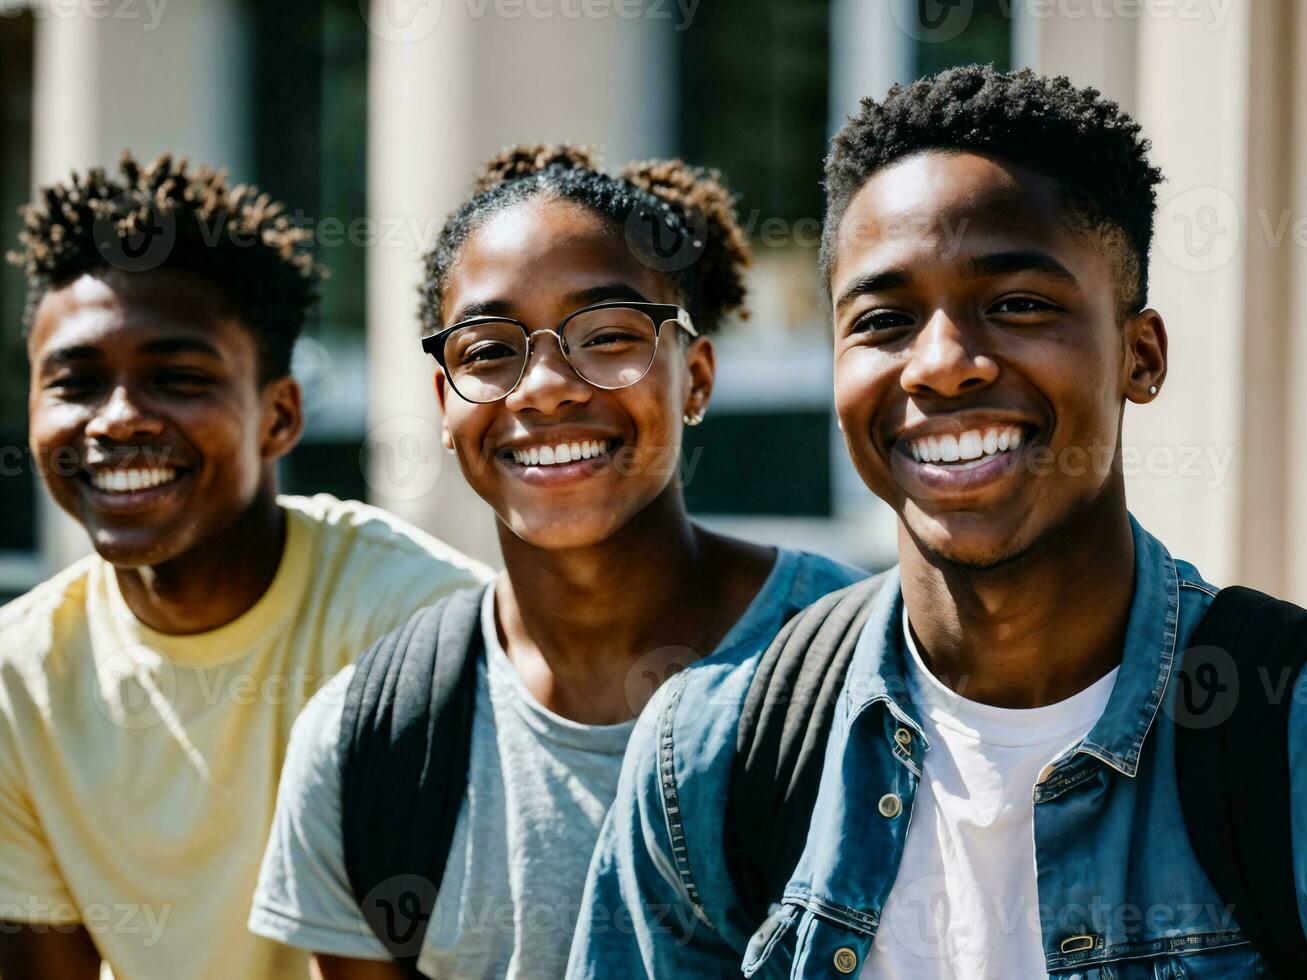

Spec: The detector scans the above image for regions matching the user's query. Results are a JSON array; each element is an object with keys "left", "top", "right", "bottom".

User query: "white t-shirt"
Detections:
[{"left": 862, "top": 610, "right": 1118, "bottom": 980}]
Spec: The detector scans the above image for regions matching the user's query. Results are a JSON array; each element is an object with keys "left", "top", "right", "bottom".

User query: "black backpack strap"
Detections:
[
  {"left": 339, "top": 584, "right": 487, "bottom": 974},
  {"left": 1175, "top": 585, "right": 1307, "bottom": 978},
  {"left": 727, "top": 572, "right": 894, "bottom": 926}
]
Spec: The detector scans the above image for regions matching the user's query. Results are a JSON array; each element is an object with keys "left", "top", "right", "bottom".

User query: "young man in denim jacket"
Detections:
[{"left": 569, "top": 66, "right": 1307, "bottom": 979}]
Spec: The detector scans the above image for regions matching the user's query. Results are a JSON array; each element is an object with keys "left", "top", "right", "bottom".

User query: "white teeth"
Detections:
[
  {"left": 906, "top": 426, "right": 1026, "bottom": 466},
  {"left": 90, "top": 468, "right": 179, "bottom": 493},
  {"left": 510, "top": 439, "right": 611, "bottom": 468}
]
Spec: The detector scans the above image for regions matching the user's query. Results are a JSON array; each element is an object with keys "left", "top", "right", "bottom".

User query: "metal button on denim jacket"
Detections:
[{"left": 568, "top": 517, "right": 1307, "bottom": 979}]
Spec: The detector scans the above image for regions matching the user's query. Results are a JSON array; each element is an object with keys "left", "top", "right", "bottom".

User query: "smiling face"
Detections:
[
  {"left": 434, "top": 197, "right": 714, "bottom": 550},
  {"left": 830, "top": 151, "right": 1166, "bottom": 569},
  {"left": 27, "top": 269, "right": 302, "bottom": 567}
]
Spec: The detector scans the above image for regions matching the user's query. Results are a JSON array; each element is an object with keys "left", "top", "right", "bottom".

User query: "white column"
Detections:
[
  {"left": 828, "top": 0, "right": 914, "bottom": 136},
  {"left": 1010, "top": 1, "right": 1138, "bottom": 111}
]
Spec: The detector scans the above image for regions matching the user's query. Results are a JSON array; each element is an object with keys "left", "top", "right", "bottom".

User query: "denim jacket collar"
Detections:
[{"left": 839, "top": 514, "right": 1182, "bottom": 778}]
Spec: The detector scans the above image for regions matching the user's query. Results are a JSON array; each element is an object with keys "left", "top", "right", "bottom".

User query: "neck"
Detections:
[
  {"left": 114, "top": 487, "right": 287, "bottom": 635},
  {"left": 900, "top": 483, "right": 1135, "bottom": 708},
  {"left": 496, "top": 485, "right": 706, "bottom": 662}
]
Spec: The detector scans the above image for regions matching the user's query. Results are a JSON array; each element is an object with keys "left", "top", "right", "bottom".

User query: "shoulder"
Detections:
[
  {"left": 283, "top": 663, "right": 355, "bottom": 794},
  {"left": 0, "top": 555, "right": 98, "bottom": 675},
  {"left": 782, "top": 550, "right": 869, "bottom": 607},
  {"left": 279, "top": 493, "right": 493, "bottom": 584}
]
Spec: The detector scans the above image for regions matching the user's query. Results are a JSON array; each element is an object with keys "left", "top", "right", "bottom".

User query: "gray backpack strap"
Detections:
[
  {"left": 727, "top": 572, "right": 893, "bottom": 927},
  {"left": 339, "top": 584, "right": 488, "bottom": 973}
]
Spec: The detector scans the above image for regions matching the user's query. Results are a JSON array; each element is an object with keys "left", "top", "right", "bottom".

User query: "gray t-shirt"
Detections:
[{"left": 249, "top": 585, "right": 635, "bottom": 979}]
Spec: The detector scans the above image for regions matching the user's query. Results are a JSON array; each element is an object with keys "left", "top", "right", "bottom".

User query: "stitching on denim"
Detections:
[
  {"left": 778, "top": 890, "right": 878, "bottom": 935},
  {"left": 1044, "top": 930, "right": 1249, "bottom": 970},
  {"left": 656, "top": 671, "right": 708, "bottom": 923}
]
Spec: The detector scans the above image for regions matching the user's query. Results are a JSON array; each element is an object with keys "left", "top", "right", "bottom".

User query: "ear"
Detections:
[
  {"left": 433, "top": 368, "right": 455, "bottom": 453},
  {"left": 683, "top": 336, "right": 716, "bottom": 421},
  {"left": 1122, "top": 308, "right": 1167, "bottom": 403},
  {"left": 260, "top": 375, "right": 303, "bottom": 463}
]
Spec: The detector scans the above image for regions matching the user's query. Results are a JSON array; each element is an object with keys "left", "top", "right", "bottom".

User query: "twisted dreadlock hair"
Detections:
[
  {"left": 420, "top": 143, "right": 751, "bottom": 335},
  {"left": 822, "top": 66, "right": 1164, "bottom": 317},
  {"left": 8, "top": 153, "right": 324, "bottom": 382}
]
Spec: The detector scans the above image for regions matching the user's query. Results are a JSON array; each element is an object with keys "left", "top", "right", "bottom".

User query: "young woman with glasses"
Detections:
[{"left": 248, "top": 145, "right": 863, "bottom": 979}]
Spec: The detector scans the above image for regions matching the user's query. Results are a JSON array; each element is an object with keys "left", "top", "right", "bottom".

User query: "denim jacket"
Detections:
[{"left": 569, "top": 517, "right": 1307, "bottom": 978}]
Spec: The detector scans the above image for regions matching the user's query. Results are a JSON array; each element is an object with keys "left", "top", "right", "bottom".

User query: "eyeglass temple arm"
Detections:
[{"left": 676, "top": 309, "right": 699, "bottom": 338}]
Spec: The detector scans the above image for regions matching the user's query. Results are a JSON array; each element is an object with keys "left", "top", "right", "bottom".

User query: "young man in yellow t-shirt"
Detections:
[{"left": 0, "top": 155, "right": 490, "bottom": 980}]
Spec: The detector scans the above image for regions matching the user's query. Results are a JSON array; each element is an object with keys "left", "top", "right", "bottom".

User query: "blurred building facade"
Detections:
[{"left": 0, "top": 0, "right": 1303, "bottom": 602}]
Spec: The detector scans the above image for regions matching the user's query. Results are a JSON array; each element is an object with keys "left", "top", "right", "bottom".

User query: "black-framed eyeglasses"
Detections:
[{"left": 421, "top": 301, "right": 699, "bottom": 405}]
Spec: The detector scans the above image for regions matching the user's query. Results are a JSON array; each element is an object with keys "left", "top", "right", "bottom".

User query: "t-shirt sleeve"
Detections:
[
  {"left": 0, "top": 678, "right": 78, "bottom": 924},
  {"left": 247, "top": 667, "right": 391, "bottom": 960}
]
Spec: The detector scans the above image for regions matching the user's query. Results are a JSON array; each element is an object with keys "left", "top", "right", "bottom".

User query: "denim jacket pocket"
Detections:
[{"left": 742, "top": 904, "right": 800, "bottom": 977}]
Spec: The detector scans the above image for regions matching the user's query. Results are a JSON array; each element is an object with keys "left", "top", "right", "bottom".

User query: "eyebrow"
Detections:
[
  {"left": 38, "top": 336, "right": 223, "bottom": 372},
  {"left": 967, "top": 250, "right": 1078, "bottom": 284},
  {"left": 138, "top": 336, "right": 224, "bottom": 359},
  {"left": 834, "top": 270, "right": 911, "bottom": 313},
  {"left": 39, "top": 344, "right": 101, "bottom": 371},
  {"left": 447, "top": 283, "right": 653, "bottom": 326},
  {"left": 834, "top": 250, "right": 1078, "bottom": 313}
]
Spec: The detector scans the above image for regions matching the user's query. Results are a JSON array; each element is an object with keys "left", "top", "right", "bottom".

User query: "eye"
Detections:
[
  {"left": 462, "top": 341, "right": 518, "bottom": 364},
  {"left": 850, "top": 310, "right": 914, "bottom": 334},
  {"left": 580, "top": 328, "right": 641, "bottom": 348},
  {"left": 156, "top": 369, "right": 215, "bottom": 391},
  {"left": 45, "top": 373, "right": 100, "bottom": 397},
  {"left": 988, "top": 296, "right": 1059, "bottom": 317}
]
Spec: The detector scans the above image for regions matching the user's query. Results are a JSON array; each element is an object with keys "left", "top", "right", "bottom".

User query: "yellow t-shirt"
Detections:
[{"left": 0, "top": 494, "right": 491, "bottom": 980}]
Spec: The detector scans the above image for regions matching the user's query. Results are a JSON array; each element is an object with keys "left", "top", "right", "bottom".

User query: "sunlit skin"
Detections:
[
  {"left": 432, "top": 198, "right": 774, "bottom": 724},
  {"left": 26, "top": 268, "right": 303, "bottom": 634},
  {"left": 830, "top": 151, "right": 1167, "bottom": 707}
]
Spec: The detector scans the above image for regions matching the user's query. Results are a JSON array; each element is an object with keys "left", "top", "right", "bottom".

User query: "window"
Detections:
[
  {"left": 913, "top": 0, "right": 1011, "bottom": 77},
  {"left": 0, "top": 10, "right": 36, "bottom": 575},
  {"left": 246, "top": 0, "right": 369, "bottom": 502}
]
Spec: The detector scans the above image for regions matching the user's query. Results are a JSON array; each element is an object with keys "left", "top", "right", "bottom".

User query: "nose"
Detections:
[
  {"left": 502, "top": 330, "right": 592, "bottom": 415},
  {"left": 84, "top": 385, "right": 165, "bottom": 441},
  {"left": 899, "top": 310, "right": 999, "bottom": 398}
]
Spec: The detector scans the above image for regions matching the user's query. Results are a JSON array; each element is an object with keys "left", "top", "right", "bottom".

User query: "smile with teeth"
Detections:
[
  {"left": 89, "top": 467, "right": 181, "bottom": 493},
  {"left": 509, "top": 439, "right": 612, "bottom": 468},
  {"left": 906, "top": 426, "right": 1026, "bottom": 465}
]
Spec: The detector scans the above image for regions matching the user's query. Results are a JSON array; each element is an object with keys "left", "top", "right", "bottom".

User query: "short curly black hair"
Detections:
[
  {"left": 822, "top": 66, "right": 1164, "bottom": 316},
  {"left": 421, "top": 144, "right": 751, "bottom": 336},
  {"left": 8, "top": 153, "right": 325, "bottom": 382}
]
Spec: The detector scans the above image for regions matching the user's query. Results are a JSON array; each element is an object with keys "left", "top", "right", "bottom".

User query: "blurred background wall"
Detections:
[{"left": 0, "top": 0, "right": 1303, "bottom": 602}]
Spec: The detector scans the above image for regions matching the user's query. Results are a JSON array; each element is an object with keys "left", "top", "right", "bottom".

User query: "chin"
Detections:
[
  {"left": 504, "top": 515, "right": 620, "bottom": 551},
  {"left": 87, "top": 526, "right": 191, "bottom": 569},
  {"left": 906, "top": 510, "right": 1034, "bottom": 572}
]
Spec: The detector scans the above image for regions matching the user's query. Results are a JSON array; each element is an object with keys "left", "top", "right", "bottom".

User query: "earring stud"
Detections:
[
  {"left": 1148, "top": 384, "right": 1158, "bottom": 396},
  {"left": 683, "top": 412, "right": 704, "bottom": 427}
]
